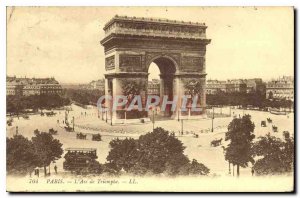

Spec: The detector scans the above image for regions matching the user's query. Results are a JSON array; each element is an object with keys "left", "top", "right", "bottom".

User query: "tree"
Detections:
[
  {"left": 184, "top": 80, "right": 202, "bottom": 97},
  {"left": 268, "top": 91, "right": 273, "bottom": 100},
  {"left": 184, "top": 80, "right": 203, "bottom": 107},
  {"left": 106, "top": 127, "right": 209, "bottom": 176},
  {"left": 121, "top": 79, "right": 146, "bottom": 108},
  {"left": 6, "top": 94, "right": 71, "bottom": 114},
  {"left": 7, "top": 135, "right": 37, "bottom": 176},
  {"left": 106, "top": 138, "right": 139, "bottom": 172},
  {"left": 137, "top": 127, "right": 188, "bottom": 174},
  {"left": 225, "top": 115, "right": 255, "bottom": 177},
  {"left": 252, "top": 132, "right": 294, "bottom": 175},
  {"left": 282, "top": 131, "right": 294, "bottom": 169},
  {"left": 32, "top": 132, "right": 63, "bottom": 176},
  {"left": 178, "top": 159, "right": 210, "bottom": 176}
]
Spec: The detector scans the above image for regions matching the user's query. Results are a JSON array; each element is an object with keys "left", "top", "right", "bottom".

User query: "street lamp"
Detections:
[
  {"left": 152, "top": 109, "right": 155, "bottom": 131},
  {"left": 181, "top": 119, "right": 184, "bottom": 135},
  {"left": 211, "top": 107, "right": 214, "bottom": 132},
  {"left": 102, "top": 109, "right": 104, "bottom": 121},
  {"left": 72, "top": 116, "right": 75, "bottom": 131},
  {"left": 124, "top": 109, "right": 127, "bottom": 124},
  {"left": 105, "top": 111, "right": 107, "bottom": 123}
]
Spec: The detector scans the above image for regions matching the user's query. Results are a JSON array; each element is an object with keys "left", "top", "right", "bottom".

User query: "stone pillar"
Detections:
[{"left": 200, "top": 77, "right": 206, "bottom": 114}]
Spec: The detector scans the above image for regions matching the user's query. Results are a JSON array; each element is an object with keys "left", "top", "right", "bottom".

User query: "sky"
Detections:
[{"left": 7, "top": 7, "right": 294, "bottom": 84}]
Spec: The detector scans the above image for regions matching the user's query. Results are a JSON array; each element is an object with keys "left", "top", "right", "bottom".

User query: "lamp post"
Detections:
[
  {"left": 152, "top": 109, "right": 155, "bottom": 131},
  {"left": 102, "top": 109, "right": 104, "bottom": 121},
  {"left": 72, "top": 116, "right": 74, "bottom": 131},
  {"left": 211, "top": 107, "right": 214, "bottom": 132},
  {"left": 111, "top": 110, "right": 113, "bottom": 126},
  {"left": 110, "top": 108, "right": 113, "bottom": 126},
  {"left": 124, "top": 109, "right": 127, "bottom": 124},
  {"left": 181, "top": 119, "right": 183, "bottom": 135},
  {"left": 105, "top": 111, "right": 107, "bottom": 123}
]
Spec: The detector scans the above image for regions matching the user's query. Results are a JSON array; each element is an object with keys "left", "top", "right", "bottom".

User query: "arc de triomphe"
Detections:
[{"left": 100, "top": 16, "right": 211, "bottom": 124}]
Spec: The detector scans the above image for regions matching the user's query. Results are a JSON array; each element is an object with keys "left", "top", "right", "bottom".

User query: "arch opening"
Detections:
[{"left": 147, "top": 57, "right": 177, "bottom": 119}]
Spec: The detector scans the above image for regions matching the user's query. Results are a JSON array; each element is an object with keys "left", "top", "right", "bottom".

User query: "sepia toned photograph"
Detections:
[{"left": 6, "top": 6, "right": 294, "bottom": 192}]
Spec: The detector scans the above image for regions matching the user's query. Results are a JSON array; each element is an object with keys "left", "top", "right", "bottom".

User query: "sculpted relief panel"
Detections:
[
  {"left": 119, "top": 54, "right": 143, "bottom": 72},
  {"left": 105, "top": 55, "right": 115, "bottom": 71},
  {"left": 181, "top": 56, "right": 204, "bottom": 72}
]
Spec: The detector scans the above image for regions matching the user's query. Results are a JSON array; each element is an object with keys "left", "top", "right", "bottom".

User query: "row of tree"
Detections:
[
  {"left": 62, "top": 89, "right": 104, "bottom": 106},
  {"left": 225, "top": 115, "right": 294, "bottom": 176},
  {"left": 7, "top": 94, "right": 71, "bottom": 114},
  {"left": 207, "top": 92, "right": 293, "bottom": 109},
  {"left": 7, "top": 132, "right": 63, "bottom": 176}
]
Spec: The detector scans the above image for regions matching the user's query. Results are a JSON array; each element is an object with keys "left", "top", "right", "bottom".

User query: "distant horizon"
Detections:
[{"left": 6, "top": 74, "right": 294, "bottom": 85}]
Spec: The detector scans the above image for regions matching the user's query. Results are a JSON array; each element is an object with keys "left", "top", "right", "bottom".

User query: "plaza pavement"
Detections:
[{"left": 6, "top": 104, "right": 294, "bottom": 177}]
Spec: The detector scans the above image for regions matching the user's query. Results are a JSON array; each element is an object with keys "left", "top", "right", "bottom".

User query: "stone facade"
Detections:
[
  {"left": 100, "top": 16, "right": 211, "bottom": 123},
  {"left": 6, "top": 76, "right": 62, "bottom": 96},
  {"left": 266, "top": 76, "right": 294, "bottom": 101},
  {"left": 148, "top": 79, "right": 160, "bottom": 96},
  {"left": 206, "top": 79, "right": 266, "bottom": 94}
]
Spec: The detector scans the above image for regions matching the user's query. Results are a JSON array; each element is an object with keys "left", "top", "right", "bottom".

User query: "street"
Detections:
[{"left": 6, "top": 104, "right": 294, "bottom": 177}]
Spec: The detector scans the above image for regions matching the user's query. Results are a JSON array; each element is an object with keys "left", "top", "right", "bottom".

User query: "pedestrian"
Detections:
[
  {"left": 63, "top": 120, "right": 64, "bottom": 124},
  {"left": 37, "top": 169, "right": 39, "bottom": 177},
  {"left": 54, "top": 165, "right": 58, "bottom": 174},
  {"left": 251, "top": 167, "right": 254, "bottom": 176},
  {"left": 57, "top": 119, "right": 59, "bottom": 124}
]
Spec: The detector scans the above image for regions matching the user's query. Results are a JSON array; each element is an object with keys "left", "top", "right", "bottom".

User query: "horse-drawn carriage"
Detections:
[
  {"left": 63, "top": 148, "right": 100, "bottom": 174},
  {"left": 49, "top": 128, "right": 58, "bottom": 135},
  {"left": 261, "top": 121, "right": 267, "bottom": 127},
  {"left": 46, "top": 111, "right": 56, "bottom": 117},
  {"left": 22, "top": 115, "right": 29, "bottom": 120},
  {"left": 92, "top": 134, "right": 102, "bottom": 141},
  {"left": 7, "top": 118, "right": 13, "bottom": 126},
  {"left": 272, "top": 125, "right": 278, "bottom": 132},
  {"left": 211, "top": 138, "right": 223, "bottom": 147},
  {"left": 64, "top": 123, "right": 74, "bottom": 132},
  {"left": 77, "top": 132, "right": 87, "bottom": 140}
]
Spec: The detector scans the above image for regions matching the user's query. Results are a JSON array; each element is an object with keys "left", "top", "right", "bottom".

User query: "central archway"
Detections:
[{"left": 147, "top": 56, "right": 177, "bottom": 118}]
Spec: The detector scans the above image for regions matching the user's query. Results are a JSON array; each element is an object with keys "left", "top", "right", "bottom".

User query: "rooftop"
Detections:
[{"left": 103, "top": 15, "right": 206, "bottom": 30}]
